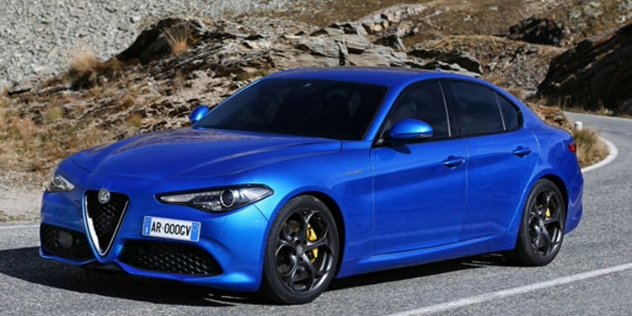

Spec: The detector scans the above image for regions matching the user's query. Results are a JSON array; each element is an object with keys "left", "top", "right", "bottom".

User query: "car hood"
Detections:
[{"left": 71, "top": 128, "right": 341, "bottom": 180}]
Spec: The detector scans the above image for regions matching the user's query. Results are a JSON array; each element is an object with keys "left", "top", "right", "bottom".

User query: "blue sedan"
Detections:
[{"left": 40, "top": 67, "right": 583, "bottom": 304}]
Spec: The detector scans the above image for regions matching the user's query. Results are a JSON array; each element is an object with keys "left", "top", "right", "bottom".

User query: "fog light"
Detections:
[{"left": 57, "top": 231, "right": 73, "bottom": 248}]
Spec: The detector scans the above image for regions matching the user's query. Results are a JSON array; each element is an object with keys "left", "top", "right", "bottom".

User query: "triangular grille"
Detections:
[{"left": 85, "top": 190, "right": 129, "bottom": 256}]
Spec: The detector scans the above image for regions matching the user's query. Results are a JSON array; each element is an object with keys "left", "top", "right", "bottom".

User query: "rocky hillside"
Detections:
[
  {"left": 1, "top": 0, "right": 626, "bottom": 188},
  {"left": 538, "top": 23, "right": 632, "bottom": 114}
]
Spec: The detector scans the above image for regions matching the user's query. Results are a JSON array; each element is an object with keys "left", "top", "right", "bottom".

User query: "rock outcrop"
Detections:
[
  {"left": 0, "top": 14, "right": 588, "bottom": 187},
  {"left": 357, "top": 4, "right": 426, "bottom": 50},
  {"left": 7, "top": 16, "right": 484, "bottom": 147},
  {"left": 95, "top": 17, "right": 483, "bottom": 86},
  {"left": 538, "top": 23, "right": 632, "bottom": 113},
  {"left": 508, "top": 17, "right": 563, "bottom": 45},
  {"left": 408, "top": 45, "right": 482, "bottom": 74},
  {"left": 116, "top": 17, "right": 208, "bottom": 64}
]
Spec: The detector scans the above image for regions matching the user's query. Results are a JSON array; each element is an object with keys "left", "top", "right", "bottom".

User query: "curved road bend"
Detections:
[{"left": 0, "top": 112, "right": 631, "bottom": 315}]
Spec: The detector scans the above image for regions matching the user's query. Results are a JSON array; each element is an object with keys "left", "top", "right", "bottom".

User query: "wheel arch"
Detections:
[
  {"left": 509, "top": 173, "right": 569, "bottom": 236},
  {"left": 540, "top": 174, "right": 569, "bottom": 218},
  {"left": 298, "top": 191, "right": 346, "bottom": 277}
]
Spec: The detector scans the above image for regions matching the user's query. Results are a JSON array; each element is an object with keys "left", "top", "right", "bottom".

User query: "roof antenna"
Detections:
[{"left": 435, "top": 68, "right": 442, "bottom": 72}]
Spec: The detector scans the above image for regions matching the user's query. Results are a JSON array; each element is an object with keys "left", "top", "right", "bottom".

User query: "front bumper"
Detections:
[{"left": 40, "top": 172, "right": 270, "bottom": 293}]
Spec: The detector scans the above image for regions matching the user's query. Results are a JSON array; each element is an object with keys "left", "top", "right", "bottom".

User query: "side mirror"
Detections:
[
  {"left": 388, "top": 119, "right": 433, "bottom": 141},
  {"left": 189, "top": 105, "right": 210, "bottom": 124}
]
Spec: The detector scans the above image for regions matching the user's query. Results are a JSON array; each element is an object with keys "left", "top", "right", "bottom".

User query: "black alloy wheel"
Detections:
[
  {"left": 511, "top": 179, "right": 566, "bottom": 266},
  {"left": 261, "top": 195, "right": 339, "bottom": 304}
]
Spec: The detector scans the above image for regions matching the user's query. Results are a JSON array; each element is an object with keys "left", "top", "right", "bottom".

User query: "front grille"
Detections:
[
  {"left": 120, "top": 241, "right": 222, "bottom": 276},
  {"left": 85, "top": 190, "right": 129, "bottom": 255},
  {"left": 40, "top": 224, "right": 94, "bottom": 261}
]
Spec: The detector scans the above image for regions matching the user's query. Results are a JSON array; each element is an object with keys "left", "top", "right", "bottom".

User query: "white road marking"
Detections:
[
  {"left": 581, "top": 137, "right": 618, "bottom": 173},
  {"left": 387, "top": 262, "right": 632, "bottom": 316}
]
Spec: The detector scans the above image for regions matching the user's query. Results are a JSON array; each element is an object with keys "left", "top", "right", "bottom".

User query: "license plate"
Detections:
[{"left": 142, "top": 216, "right": 201, "bottom": 242}]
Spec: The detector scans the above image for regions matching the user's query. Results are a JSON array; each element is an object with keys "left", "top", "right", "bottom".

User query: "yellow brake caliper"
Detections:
[
  {"left": 545, "top": 207, "right": 551, "bottom": 218},
  {"left": 307, "top": 224, "right": 318, "bottom": 262}
]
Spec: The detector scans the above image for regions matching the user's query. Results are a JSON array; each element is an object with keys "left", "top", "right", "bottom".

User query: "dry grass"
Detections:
[
  {"left": 0, "top": 53, "right": 151, "bottom": 184},
  {"left": 173, "top": 71, "right": 186, "bottom": 90},
  {"left": 127, "top": 113, "right": 143, "bottom": 128},
  {"left": 119, "top": 95, "right": 137, "bottom": 108},
  {"left": 234, "top": 69, "right": 269, "bottom": 82},
  {"left": 66, "top": 46, "right": 130, "bottom": 89},
  {"left": 573, "top": 128, "right": 608, "bottom": 168},
  {"left": 74, "top": 125, "right": 110, "bottom": 150},
  {"left": 67, "top": 46, "right": 103, "bottom": 79},
  {"left": 44, "top": 107, "right": 64, "bottom": 124},
  {"left": 13, "top": 117, "right": 38, "bottom": 146},
  {"left": 163, "top": 25, "right": 193, "bottom": 56},
  {"left": 0, "top": 95, "right": 10, "bottom": 108}
]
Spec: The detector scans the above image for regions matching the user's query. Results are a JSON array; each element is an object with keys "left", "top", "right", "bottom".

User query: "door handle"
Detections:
[
  {"left": 513, "top": 146, "right": 532, "bottom": 157},
  {"left": 442, "top": 156, "right": 465, "bottom": 168}
]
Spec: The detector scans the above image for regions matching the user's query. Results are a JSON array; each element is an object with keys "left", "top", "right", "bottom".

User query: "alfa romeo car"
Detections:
[{"left": 40, "top": 67, "right": 583, "bottom": 304}]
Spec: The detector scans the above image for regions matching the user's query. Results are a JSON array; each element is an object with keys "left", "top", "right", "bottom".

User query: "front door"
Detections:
[
  {"left": 370, "top": 80, "right": 467, "bottom": 254},
  {"left": 371, "top": 140, "right": 468, "bottom": 254}
]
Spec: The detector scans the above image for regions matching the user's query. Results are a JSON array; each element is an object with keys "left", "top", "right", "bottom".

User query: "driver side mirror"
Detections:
[
  {"left": 388, "top": 119, "right": 433, "bottom": 141},
  {"left": 189, "top": 105, "right": 210, "bottom": 124}
]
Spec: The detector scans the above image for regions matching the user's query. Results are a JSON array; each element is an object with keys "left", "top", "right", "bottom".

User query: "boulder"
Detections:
[
  {"left": 357, "top": 5, "right": 423, "bottom": 49},
  {"left": 508, "top": 17, "right": 563, "bottom": 45},
  {"left": 408, "top": 45, "right": 483, "bottom": 74},
  {"left": 116, "top": 17, "right": 207, "bottom": 64},
  {"left": 538, "top": 23, "right": 632, "bottom": 114}
]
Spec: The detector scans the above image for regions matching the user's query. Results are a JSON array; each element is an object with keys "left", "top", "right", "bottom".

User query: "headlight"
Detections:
[
  {"left": 157, "top": 185, "right": 273, "bottom": 212},
  {"left": 48, "top": 170, "right": 75, "bottom": 193}
]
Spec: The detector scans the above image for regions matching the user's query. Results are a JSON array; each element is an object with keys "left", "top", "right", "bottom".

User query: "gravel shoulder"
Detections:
[{"left": 0, "top": 187, "right": 41, "bottom": 223}]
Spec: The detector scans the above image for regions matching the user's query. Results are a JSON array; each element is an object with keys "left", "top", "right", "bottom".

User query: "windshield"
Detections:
[{"left": 195, "top": 78, "right": 387, "bottom": 140}]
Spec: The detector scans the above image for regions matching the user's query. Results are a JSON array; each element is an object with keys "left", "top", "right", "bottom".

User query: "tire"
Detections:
[
  {"left": 260, "top": 195, "right": 339, "bottom": 304},
  {"left": 510, "top": 179, "right": 566, "bottom": 266}
]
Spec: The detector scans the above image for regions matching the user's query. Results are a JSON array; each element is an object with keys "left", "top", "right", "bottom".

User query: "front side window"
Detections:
[
  {"left": 382, "top": 81, "right": 450, "bottom": 139},
  {"left": 196, "top": 79, "right": 388, "bottom": 140}
]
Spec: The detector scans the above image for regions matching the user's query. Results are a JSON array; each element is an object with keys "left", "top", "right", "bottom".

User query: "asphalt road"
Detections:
[{"left": 1, "top": 112, "right": 631, "bottom": 315}]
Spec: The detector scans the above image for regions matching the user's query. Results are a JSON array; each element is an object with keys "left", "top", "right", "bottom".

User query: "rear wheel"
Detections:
[
  {"left": 260, "top": 195, "right": 339, "bottom": 304},
  {"left": 510, "top": 179, "right": 566, "bottom": 266}
]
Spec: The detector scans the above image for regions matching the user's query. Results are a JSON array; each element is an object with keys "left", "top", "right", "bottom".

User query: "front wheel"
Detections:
[
  {"left": 510, "top": 179, "right": 566, "bottom": 266},
  {"left": 260, "top": 195, "right": 339, "bottom": 304}
]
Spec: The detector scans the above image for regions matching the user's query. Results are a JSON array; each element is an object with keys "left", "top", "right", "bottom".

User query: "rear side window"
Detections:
[{"left": 450, "top": 81, "right": 504, "bottom": 136}]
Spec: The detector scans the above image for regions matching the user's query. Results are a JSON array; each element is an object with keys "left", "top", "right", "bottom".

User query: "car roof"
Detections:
[{"left": 266, "top": 67, "right": 454, "bottom": 86}]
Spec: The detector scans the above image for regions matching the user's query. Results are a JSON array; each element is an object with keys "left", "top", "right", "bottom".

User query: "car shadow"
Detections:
[
  {"left": 0, "top": 246, "right": 509, "bottom": 305},
  {"left": 0, "top": 246, "right": 264, "bottom": 306},
  {"left": 329, "top": 253, "right": 508, "bottom": 291}
]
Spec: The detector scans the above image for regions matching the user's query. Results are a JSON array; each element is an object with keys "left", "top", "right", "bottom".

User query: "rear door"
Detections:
[{"left": 447, "top": 80, "right": 539, "bottom": 240}]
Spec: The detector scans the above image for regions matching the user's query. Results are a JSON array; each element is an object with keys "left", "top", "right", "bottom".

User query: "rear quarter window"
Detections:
[{"left": 495, "top": 93, "right": 522, "bottom": 131}]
